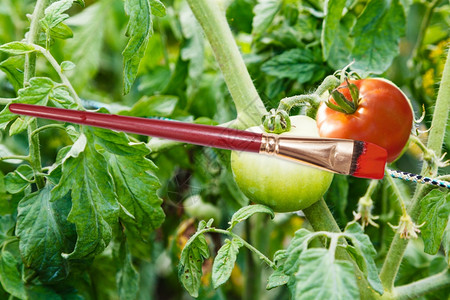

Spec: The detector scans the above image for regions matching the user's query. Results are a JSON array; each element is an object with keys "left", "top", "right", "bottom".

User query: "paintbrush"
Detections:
[{"left": 8, "top": 103, "right": 387, "bottom": 179}]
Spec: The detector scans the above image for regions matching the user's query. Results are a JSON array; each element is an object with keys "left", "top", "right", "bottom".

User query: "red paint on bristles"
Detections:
[{"left": 352, "top": 142, "right": 387, "bottom": 179}]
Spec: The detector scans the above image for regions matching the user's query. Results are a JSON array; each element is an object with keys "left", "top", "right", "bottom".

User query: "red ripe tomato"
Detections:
[{"left": 316, "top": 78, "right": 413, "bottom": 162}]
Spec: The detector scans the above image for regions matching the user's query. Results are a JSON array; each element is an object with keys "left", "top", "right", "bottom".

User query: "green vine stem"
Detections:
[
  {"left": 394, "top": 269, "right": 450, "bottom": 300},
  {"left": 31, "top": 124, "right": 67, "bottom": 137},
  {"left": 0, "top": 98, "right": 15, "bottom": 105},
  {"left": 24, "top": 0, "right": 48, "bottom": 189},
  {"left": 380, "top": 49, "right": 450, "bottom": 291},
  {"left": 196, "top": 227, "right": 276, "bottom": 269},
  {"left": 421, "top": 51, "right": 450, "bottom": 174},
  {"left": 302, "top": 198, "right": 341, "bottom": 232},
  {"left": 186, "top": 0, "right": 267, "bottom": 129}
]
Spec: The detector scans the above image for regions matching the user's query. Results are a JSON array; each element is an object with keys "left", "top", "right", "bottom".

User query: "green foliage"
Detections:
[
  {"left": 16, "top": 184, "right": 75, "bottom": 283},
  {"left": 293, "top": 249, "right": 359, "bottom": 299},
  {"left": 178, "top": 221, "right": 210, "bottom": 298},
  {"left": 418, "top": 189, "right": 449, "bottom": 254},
  {"left": 0, "top": 250, "right": 26, "bottom": 299},
  {"left": 228, "top": 204, "right": 274, "bottom": 230},
  {"left": 351, "top": 0, "right": 406, "bottom": 74},
  {"left": 212, "top": 237, "right": 243, "bottom": 288},
  {"left": 122, "top": 0, "right": 166, "bottom": 94}
]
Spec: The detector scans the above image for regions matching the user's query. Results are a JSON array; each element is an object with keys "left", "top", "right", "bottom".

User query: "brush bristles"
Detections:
[
  {"left": 351, "top": 142, "right": 387, "bottom": 179},
  {"left": 349, "top": 141, "right": 365, "bottom": 175}
]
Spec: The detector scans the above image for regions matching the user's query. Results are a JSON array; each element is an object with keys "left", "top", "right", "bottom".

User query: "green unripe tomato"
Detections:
[{"left": 231, "top": 115, "right": 334, "bottom": 212}]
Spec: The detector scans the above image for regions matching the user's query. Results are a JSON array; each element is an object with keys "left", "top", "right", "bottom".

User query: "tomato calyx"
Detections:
[
  {"left": 262, "top": 108, "right": 291, "bottom": 133},
  {"left": 325, "top": 79, "right": 360, "bottom": 114}
]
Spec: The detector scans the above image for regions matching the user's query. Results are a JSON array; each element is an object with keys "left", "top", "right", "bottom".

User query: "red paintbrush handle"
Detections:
[{"left": 8, "top": 103, "right": 263, "bottom": 152}]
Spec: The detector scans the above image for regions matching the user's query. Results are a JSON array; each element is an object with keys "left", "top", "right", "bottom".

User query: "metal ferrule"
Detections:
[{"left": 259, "top": 134, "right": 355, "bottom": 175}]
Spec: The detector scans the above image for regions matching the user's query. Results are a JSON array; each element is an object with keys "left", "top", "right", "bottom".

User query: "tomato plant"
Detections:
[
  {"left": 231, "top": 116, "right": 333, "bottom": 212},
  {"left": 316, "top": 78, "right": 414, "bottom": 162},
  {"left": 0, "top": 0, "right": 448, "bottom": 299}
]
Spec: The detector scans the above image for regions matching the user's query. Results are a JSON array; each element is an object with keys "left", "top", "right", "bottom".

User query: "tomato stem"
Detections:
[
  {"left": 186, "top": 0, "right": 267, "bottom": 128},
  {"left": 263, "top": 75, "right": 341, "bottom": 133},
  {"left": 197, "top": 227, "right": 276, "bottom": 269},
  {"left": 393, "top": 269, "right": 450, "bottom": 300},
  {"left": 24, "top": 0, "right": 49, "bottom": 190}
]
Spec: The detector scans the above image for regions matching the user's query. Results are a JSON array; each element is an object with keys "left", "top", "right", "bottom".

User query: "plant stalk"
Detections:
[
  {"left": 186, "top": 0, "right": 267, "bottom": 128},
  {"left": 379, "top": 49, "right": 450, "bottom": 291},
  {"left": 394, "top": 269, "right": 450, "bottom": 300},
  {"left": 24, "top": 0, "right": 49, "bottom": 189}
]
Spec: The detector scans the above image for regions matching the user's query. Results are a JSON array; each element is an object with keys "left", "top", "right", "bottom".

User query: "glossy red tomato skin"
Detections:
[{"left": 316, "top": 78, "right": 413, "bottom": 162}]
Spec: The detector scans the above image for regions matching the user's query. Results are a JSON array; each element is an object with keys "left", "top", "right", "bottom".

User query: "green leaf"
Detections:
[
  {"left": 0, "top": 215, "right": 15, "bottom": 246},
  {"left": 212, "top": 238, "right": 243, "bottom": 288},
  {"left": 344, "top": 222, "right": 383, "bottom": 295},
  {"left": 294, "top": 249, "right": 359, "bottom": 300},
  {"left": 9, "top": 117, "right": 28, "bottom": 136},
  {"left": 118, "top": 95, "right": 178, "bottom": 118},
  {"left": 91, "top": 127, "right": 150, "bottom": 156},
  {"left": 0, "top": 77, "right": 75, "bottom": 134},
  {"left": 0, "top": 42, "right": 36, "bottom": 55},
  {"left": 50, "top": 22, "right": 74, "bottom": 40},
  {"left": 178, "top": 231, "right": 210, "bottom": 298},
  {"left": 16, "top": 184, "right": 75, "bottom": 283},
  {"left": 0, "top": 106, "right": 16, "bottom": 131},
  {"left": 418, "top": 189, "right": 449, "bottom": 254},
  {"left": 267, "top": 268, "right": 290, "bottom": 290},
  {"left": 261, "top": 49, "right": 322, "bottom": 83},
  {"left": 443, "top": 223, "right": 450, "bottom": 264},
  {"left": 351, "top": 0, "right": 406, "bottom": 74},
  {"left": 326, "top": 12, "right": 357, "bottom": 69},
  {"left": 228, "top": 204, "right": 274, "bottom": 230},
  {"left": 252, "top": 0, "right": 282, "bottom": 36},
  {"left": 61, "top": 61, "right": 76, "bottom": 72},
  {"left": 17, "top": 77, "right": 54, "bottom": 105},
  {"left": 4, "top": 164, "right": 33, "bottom": 194},
  {"left": 283, "top": 228, "right": 314, "bottom": 275},
  {"left": 321, "top": 0, "right": 346, "bottom": 60},
  {"left": 0, "top": 56, "right": 24, "bottom": 91},
  {"left": 0, "top": 250, "right": 26, "bottom": 299},
  {"left": 51, "top": 130, "right": 119, "bottom": 259},
  {"left": 115, "top": 237, "right": 139, "bottom": 300},
  {"left": 267, "top": 250, "right": 289, "bottom": 290},
  {"left": 40, "top": 0, "right": 74, "bottom": 31},
  {"left": 104, "top": 153, "right": 165, "bottom": 235},
  {"left": 123, "top": 0, "right": 153, "bottom": 94},
  {"left": 150, "top": 0, "right": 166, "bottom": 17}
]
